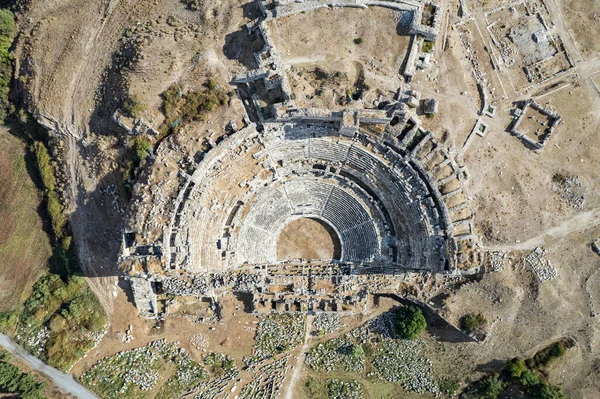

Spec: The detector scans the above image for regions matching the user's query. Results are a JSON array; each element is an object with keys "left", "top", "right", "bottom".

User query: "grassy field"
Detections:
[{"left": 0, "top": 127, "right": 51, "bottom": 311}]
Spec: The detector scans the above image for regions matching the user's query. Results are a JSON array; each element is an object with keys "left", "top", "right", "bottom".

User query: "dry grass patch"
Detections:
[{"left": 0, "top": 128, "right": 51, "bottom": 311}]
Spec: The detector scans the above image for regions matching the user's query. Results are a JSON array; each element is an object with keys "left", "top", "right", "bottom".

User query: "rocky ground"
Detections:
[{"left": 6, "top": 0, "right": 600, "bottom": 397}]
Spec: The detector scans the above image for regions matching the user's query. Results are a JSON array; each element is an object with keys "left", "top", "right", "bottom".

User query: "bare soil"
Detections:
[
  {"left": 276, "top": 218, "right": 339, "bottom": 261},
  {"left": 269, "top": 7, "right": 409, "bottom": 108}
]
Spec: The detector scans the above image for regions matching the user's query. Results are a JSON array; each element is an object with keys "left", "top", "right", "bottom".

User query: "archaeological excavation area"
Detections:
[{"left": 118, "top": 0, "right": 478, "bottom": 319}]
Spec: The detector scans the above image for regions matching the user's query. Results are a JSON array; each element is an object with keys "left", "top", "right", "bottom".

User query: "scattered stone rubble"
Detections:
[
  {"left": 306, "top": 336, "right": 365, "bottom": 373},
  {"left": 556, "top": 175, "right": 585, "bottom": 210},
  {"left": 523, "top": 247, "right": 557, "bottom": 282},
  {"left": 253, "top": 314, "right": 305, "bottom": 360},
  {"left": 82, "top": 339, "right": 241, "bottom": 399},
  {"left": 307, "top": 316, "right": 441, "bottom": 396},
  {"left": 20, "top": 327, "right": 50, "bottom": 358},
  {"left": 191, "top": 333, "right": 209, "bottom": 351},
  {"left": 371, "top": 338, "right": 439, "bottom": 396},
  {"left": 328, "top": 379, "right": 364, "bottom": 399},
  {"left": 82, "top": 339, "right": 177, "bottom": 397},
  {"left": 351, "top": 312, "right": 396, "bottom": 343},
  {"left": 314, "top": 313, "right": 343, "bottom": 335},
  {"left": 238, "top": 355, "right": 289, "bottom": 399},
  {"left": 487, "top": 251, "right": 510, "bottom": 272},
  {"left": 459, "top": 30, "right": 486, "bottom": 82}
]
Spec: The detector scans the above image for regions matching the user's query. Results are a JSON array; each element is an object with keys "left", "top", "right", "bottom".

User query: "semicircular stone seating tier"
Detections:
[
  {"left": 235, "top": 178, "right": 381, "bottom": 264},
  {"left": 163, "top": 122, "right": 450, "bottom": 275},
  {"left": 259, "top": 122, "right": 449, "bottom": 272}
]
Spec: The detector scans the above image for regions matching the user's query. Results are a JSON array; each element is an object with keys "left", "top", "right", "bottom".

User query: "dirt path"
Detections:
[
  {"left": 283, "top": 315, "right": 313, "bottom": 399},
  {"left": 484, "top": 207, "right": 600, "bottom": 251},
  {"left": 0, "top": 334, "right": 100, "bottom": 399}
]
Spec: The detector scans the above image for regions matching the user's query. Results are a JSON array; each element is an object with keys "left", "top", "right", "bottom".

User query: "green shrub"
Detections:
[
  {"left": 519, "top": 369, "right": 541, "bottom": 387},
  {"left": 32, "top": 142, "right": 68, "bottom": 239},
  {"left": 467, "top": 373, "right": 506, "bottom": 399},
  {"left": 460, "top": 313, "right": 487, "bottom": 334},
  {"left": 0, "top": 362, "right": 21, "bottom": 391},
  {"left": 438, "top": 377, "right": 460, "bottom": 397},
  {"left": 351, "top": 344, "right": 364, "bottom": 359},
  {"left": 395, "top": 305, "right": 427, "bottom": 340},
  {"left": 530, "top": 382, "right": 567, "bottom": 399},
  {"left": 160, "top": 82, "right": 228, "bottom": 136},
  {"left": 18, "top": 274, "right": 106, "bottom": 371},
  {"left": 122, "top": 95, "right": 145, "bottom": 118},
  {"left": 0, "top": 8, "right": 14, "bottom": 123},
  {"left": 304, "top": 377, "right": 324, "bottom": 398},
  {"left": 203, "top": 352, "right": 235, "bottom": 376},
  {"left": 552, "top": 172, "right": 566, "bottom": 184},
  {"left": 422, "top": 40, "right": 434, "bottom": 53},
  {"left": 0, "top": 9, "right": 15, "bottom": 43},
  {"left": 46, "top": 191, "right": 66, "bottom": 238},
  {"left": 32, "top": 142, "right": 56, "bottom": 192},
  {"left": 527, "top": 341, "right": 570, "bottom": 370},
  {"left": 0, "top": 361, "right": 45, "bottom": 398},
  {"left": 130, "top": 136, "right": 152, "bottom": 162},
  {"left": 353, "top": 37, "right": 363, "bottom": 45},
  {"left": 206, "top": 79, "right": 218, "bottom": 90},
  {"left": 506, "top": 358, "right": 528, "bottom": 378},
  {"left": 0, "top": 311, "right": 18, "bottom": 332}
]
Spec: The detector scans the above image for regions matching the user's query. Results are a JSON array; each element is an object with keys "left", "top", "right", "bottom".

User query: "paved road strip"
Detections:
[{"left": 0, "top": 333, "right": 100, "bottom": 399}]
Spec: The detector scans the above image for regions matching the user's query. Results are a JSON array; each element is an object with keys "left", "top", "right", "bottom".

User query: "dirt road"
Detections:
[
  {"left": 283, "top": 315, "right": 313, "bottom": 399},
  {"left": 484, "top": 207, "right": 600, "bottom": 251}
]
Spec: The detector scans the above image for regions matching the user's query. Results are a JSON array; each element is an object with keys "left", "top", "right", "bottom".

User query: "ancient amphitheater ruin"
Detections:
[{"left": 119, "top": 0, "right": 480, "bottom": 318}]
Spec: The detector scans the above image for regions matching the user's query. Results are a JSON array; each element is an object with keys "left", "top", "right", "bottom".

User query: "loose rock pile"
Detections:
[
  {"left": 371, "top": 338, "right": 439, "bottom": 396},
  {"left": 524, "top": 247, "right": 557, "bottom": 281},
  {"left": 254, "top": 314, "right": 305, "bottom": 360},
  {"left": 166, "top": 351, "right": 210, "bottom": 394},
  {"left": 191, "top": 369, "right": 239, "bottom": 399},
  {"left": 305, "top": 337, "right": 365, "bottom": 373},
  {"left": 82, "top": 339, "right": 176, "bottom": 397},
  {"left": 238, "top": 355, "right": 289, "bottom": 399},
  {"left": 557, "top": 175, "right": 585, "bottom": 209},
  {"left": 314, "top": 313, "right": 342, "bottom": 335},
  {"left": 327, "top": 379, "right": 364, "bottom": 399},
  {"left": 191, "top": 333, "right": 208, "bottom": 351},
  {"left": 20, "top": 327, "right": 49, "bottom": 358},
  {"left": 351, "top": 312, "right": 396, "bottom": 344},
  {"left": 82, "top": 339, "right": 240, "bottom": 399},
  {"left": 460, "top": 31, "right": 486, "bottom": 82},
  {"left": 163, "top": 276, "right": 209, "bottom": 296},
  {"left": 488, "top": 251, "right": 507, "bottom": 272}
]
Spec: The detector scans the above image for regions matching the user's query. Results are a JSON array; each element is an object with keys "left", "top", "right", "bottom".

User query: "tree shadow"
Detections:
[{"left": 476, "top": 359, "right": 506, "bottom": 373}]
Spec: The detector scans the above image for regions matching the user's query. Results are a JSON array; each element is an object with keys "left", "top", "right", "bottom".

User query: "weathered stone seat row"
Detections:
[
  {"left": 236, "top": 178, "right": 382, "bottom": 263},
  {"left": 122, "top": 117, "right": 460, "bottom": 277}
]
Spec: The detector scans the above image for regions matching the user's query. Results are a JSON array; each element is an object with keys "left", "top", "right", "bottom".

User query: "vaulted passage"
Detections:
[{"left": 276, "top": 217, "right": 342, "bottom": 261}]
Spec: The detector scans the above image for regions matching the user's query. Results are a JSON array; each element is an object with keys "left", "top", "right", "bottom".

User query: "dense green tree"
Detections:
[
  {"left": 470, "top": 373, "right": 506, "bottom": 399},
  {"left": 531, "top": 382, "right": 567, "bottom": 399},
  {"left": 395, "top": 305, "right": 427, "bottom": 340},
  {"left": 506, "top": 358, "right": 528, "bottom": 378}
]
